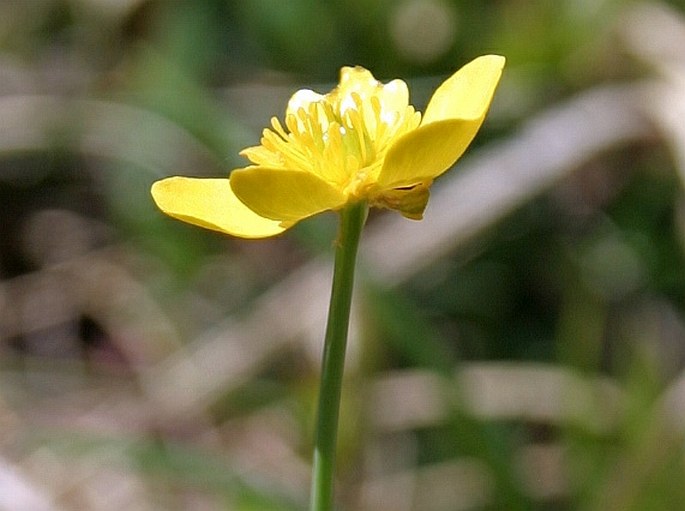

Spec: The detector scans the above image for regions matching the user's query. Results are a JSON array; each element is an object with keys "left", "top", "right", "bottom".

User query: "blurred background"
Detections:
[{"left": 2, "top": 0, "right": 685, "bottom": 509}]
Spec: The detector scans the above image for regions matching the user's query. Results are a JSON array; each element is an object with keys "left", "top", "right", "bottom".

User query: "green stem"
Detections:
[{"left": 309, "top": 201, "right": 367, "bottom": 511}]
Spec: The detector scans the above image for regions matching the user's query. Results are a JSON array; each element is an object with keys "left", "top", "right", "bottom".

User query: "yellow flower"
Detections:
[{"left": 151, "top": 55, "right": 505, "bottom": 238}]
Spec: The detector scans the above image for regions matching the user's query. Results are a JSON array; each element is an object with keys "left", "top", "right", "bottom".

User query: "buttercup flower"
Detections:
[{"left": 151, "top": 55, "right": 505, "bottom": 238}]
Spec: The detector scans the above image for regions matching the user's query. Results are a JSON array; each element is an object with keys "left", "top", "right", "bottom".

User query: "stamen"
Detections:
[
  {"left": 285, "top": 113, "right": 300, "bottom": 136},
  {"left": 271, "top": 117, "right": 288, "bottom": 140},
  {"left": 345, "top": 108, "right": 365, "bottom": 165}
]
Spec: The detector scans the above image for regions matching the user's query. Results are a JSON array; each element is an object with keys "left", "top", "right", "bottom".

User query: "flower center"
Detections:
[{"left": 241, "top": 71, "right": 421, "bottom": 201}]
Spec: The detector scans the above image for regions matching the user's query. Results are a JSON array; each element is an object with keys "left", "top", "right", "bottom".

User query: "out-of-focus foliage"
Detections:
[{"left": 3, "top": 1, "right": 685, "bottom": 510}]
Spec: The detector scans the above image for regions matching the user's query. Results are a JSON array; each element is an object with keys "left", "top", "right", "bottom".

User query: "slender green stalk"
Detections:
[{"left": 309, "top": 201, "right": 367, "bottom": 511}]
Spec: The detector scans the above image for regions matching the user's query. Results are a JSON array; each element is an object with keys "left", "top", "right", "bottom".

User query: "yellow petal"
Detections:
[
  {"left": 151, "top": 177, "right": 287, "bottom": 239},
  {"left": 364, "top": 78, "right": 411, "bottom": 137},
  {"left": 422, "top": 55, "right": 505, "bottom": 125},
  {"left": 286, "top": 89, "right": 325, "bottom": 119},
  {"left": 376, "top": 118, "right": 482, "bottom": 188},
  {"left": 334, "top": 67, "right": 411, "bottom": 136},
  {"left": 376, "top": 56, "right": 504, "bottom": 188},
  {"left": 377, "top": 79, "right": 410, "bottom": 118},
  {"left": 230, "top": 167, "right": 347, "bottom": 222},
  {"left": 335, "top": 67, "right": 381, "bottom": 106}
]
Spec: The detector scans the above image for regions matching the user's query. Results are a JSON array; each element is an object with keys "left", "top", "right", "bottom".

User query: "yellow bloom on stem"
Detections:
[{"left": 151, "top": 55, "right": 505, "bottom": 238}]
